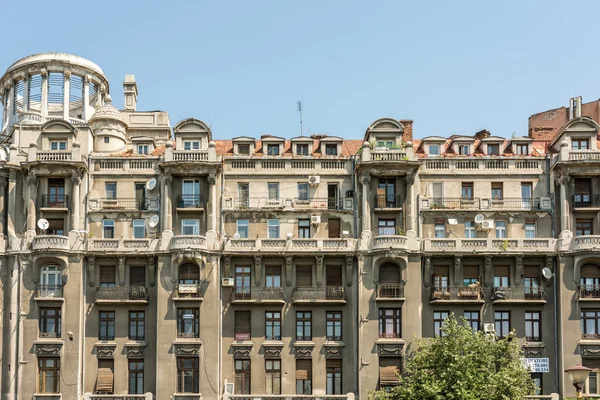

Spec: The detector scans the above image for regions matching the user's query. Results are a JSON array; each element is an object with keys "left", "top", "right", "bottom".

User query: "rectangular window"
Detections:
[
  {"left": 458, "top": 144, "right": 469, "bottom": 155},
  {"left": 268, "top": 182, "right": 280, "bottom": 200},
  {"left": 177, "top": 357, "right": 199, "bottom": 393},
  {"left": 434, "top": 311, "right": 449, "bottom": 336},
  {"left": 525, "top": 220, "right": 536, "bottom": 239},
  {"left": 297, "top": 182, "right": 309, "bottom": 201},
  {"left": 235, "top": 266, "right": 251, "bottom": 297},
  {"left": 136, "top": 144, "right": 149, "bottom": 154},
  {"left": 495, "top": 311, "right": 511, "bottom": 339},
  {"left": 181, "top": 179, "right": 201, "bottom": 208},
  {"left": 39, "top": 357, "right": 60, "bottom": 393},
  {"left": 50, "top": 140, "right": 67, "bottom": 151},
  {"left": 429, "top": 144, "right": 440, "bottom": 155},
  {"left": 103, "top": 136, "right": 110, "bottom": 143},
  {"left": 267, "top": 144, "right": 279, "bottom": 156},
  {"left": 495, "top": 220, "right": 506, "bottom": 239},
  {"left": 525, "top": 311, "right": 541, "bottom": 342},
  {"left": 378, "top": 219, "right": 396, "bottom": 236},
  {"left": 582, "top": 310, "right": 600, "bottom": 339},
  {"left": 432, "top": 265, "right": 449, "bottom": 291},
  {"left": 235, "top": 359, "right": 251, "bottom": 394},
  {"left": 461, "top": 182, "right": 473, "bottom": 200},
  {"left": 576, "top": 219, "right": 593, "bottom": 237},
  {"left": 379, "top": 357, "right": 401, "bottom": 388},
  {"left": 39, "top": 307, "right": 61, "bottom": 338},
  {"left": 181, "top": 219, "right": 200, "bottom": 236},
  {"left": 434, "top": 220, "right": 445, "bottom": 239},
  {"left": 265, "top": 266, "right": 281, "bottom": 288},
  {"left": 516, "top": 143, "right": 529, "bottom": 155},
  {"left": 47, "top": 178, "right": 65, "bottom": 207},
  {"left": 133, "top": 219, "right": 145, "bottom": 239},
  {"left": 327, "top": 311, "right": 342, "bottom": 340},
  {"left": 464, "top": 220, "right": 475, "bottom": 238},
  {"left": 325, "top": 144, "right": 338, "bottom": 155},
  {"left": 177, "top": 308, "right": 199, "bottom": 338},
  {"left": 296, "top": 311, "right": 312, "bottom": 341},
  {"left": 265, "top": 359, "right": 281, "bottom": 395},
  {"left": 129, "top": 311, "right": 145, "bottom": 340},
  {"left": 99, "top": 311, "right": 115, "bottom": 340},
  {"left": 463, "top": 265, "right": 479, "bottom": 285},
  {"left": 326, "top": 359, "right": 342, "bottom": 394},
  {"left": 130, "top": 266, "right": 145, "bottom": 287},
  {"left": 326, "top": 265, "right": 343, "bottom": 287},
  {"left": 238, "top": 143, "right": 250, "bottom": 155},
  {"left": 491, "top": 182, "right": 503, "bottom": 200},
  {"left": 464, "top": 311, "right": 480, "bottom": 331},
  {"left": 268, "top": 219, "right": 280, "bottom": 239},
  {"left": 105, "top": 182, "right": 117, "bottom": 199},
  {"left": 488, "top": 144, "right": 500, "bottom": 155},
  {"left": 46, "top": 219, "right": 65, "bottom": 236},
  {"left": 379, "top": 308, "right": 401, "bottom": 338},
  {"left": 494, "top": 266, "right": 510, "bottom": 287},
  {"left": 237, "top": 219, "right": 249, "bottom": 239},
  {"left": 296, "top": 359, "right": 312, "bottom": 395},
  {"left": 531, "top": 373, "right": 543, "bottom": 395},
  {"left": 298, "top": 219, "right": 311, "bottom": 238},
  {"left": 234, "top": 310, "right": 251, "bottom": 341},
  {"left": 572, "top": 138, "right": 590, "bottom": 150},
  {"left": 377, "top": 140, "right": 394, "bottom": 148},
  {"left": 103, "top": 219, "right": 115, "bottom": 239},
  {"left": 265, "top": 311, "right": 281, "bottom": 340},
  {"left": 184, "top": 141, "right": 200, "bottom": 151},
  {"left": 128, "top": 360, "right": 144, "bottom": 394},
  {"left": 297, "top": 143, "right": 309, "bottom": 155},
  {"left": 238, "top": 183, "right": 250, "bottom": 208},
  {"left": 99, "top": 266, "right": 116, "bottom": 287},
  {"left": 296, "top": 266, "right": 312, "bottom": 287}
]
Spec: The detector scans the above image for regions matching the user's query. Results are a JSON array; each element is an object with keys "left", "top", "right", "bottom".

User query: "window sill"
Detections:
[
  {"left": 376, "top": 338, "right": 405, "bottom": 344},
  {"left": 34, "top": 338, "right": 64, "bottom": 345}
]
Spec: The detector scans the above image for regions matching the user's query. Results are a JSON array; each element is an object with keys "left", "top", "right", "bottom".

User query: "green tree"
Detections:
[{"left": 371, "top": 314, "right": 536, "bottom": 400}]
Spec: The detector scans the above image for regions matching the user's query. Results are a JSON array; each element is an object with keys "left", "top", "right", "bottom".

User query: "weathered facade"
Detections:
[{"left": 0, "top": 52, "right": 598, "bottom": 400}]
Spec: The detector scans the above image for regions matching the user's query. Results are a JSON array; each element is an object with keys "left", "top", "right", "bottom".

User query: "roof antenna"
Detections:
[{"left": 297, "top": 101, "right": 303, "bottom": 136}]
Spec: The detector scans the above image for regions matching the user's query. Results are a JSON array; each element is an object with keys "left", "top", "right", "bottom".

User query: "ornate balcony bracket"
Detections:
[
  {"left": 316, "top": 256, "right": 324, "bottom": 287},
  {"left": 285, "top": 256, "right": 293, "bottom": 287},
  {"left": 423, "top": 257, "right": 431, "bottom": 287},
  {"left": 118, "top": 257, "right": 125, "bottom": 286},
  {"left": 87, "top": 256, "right": 95, "bottom": 287},
  {"left": 345, "top": 256, "right": 353, "bottom": 287},
  {"left": 515, "top": 256, "right": 523, "bottom": 286},
  {"left": 254, "top": 256, "right": 262, "bottom": 287},
  {"left": 262, "top": 342, "right": 283, "bottom": 359},
  {"left": 36, "top": 343, "right": 63, "bottom": 356},
  {"left": 484, "top": 256, "right": 493, "bottom": 287},
  {"left": 126, "top": 343, "right": 146, "bottom": 358},
  {"left": 174, "top": 343, "right": 201, "bottom": 356},
  {"left": 454, "top": 256, "right": 462, "bottom": 286},
  {"left": 224, "top": 256, "right": 232, "bottom": 278},
  {"left": 377, "top": 342, "right": 404, "bottom": 356},
  {"left": 293, "top": 342, "right": 314, "bottom": 358},
  {"left": 148, "top": 256, "right": 156, "bottom": 287}
]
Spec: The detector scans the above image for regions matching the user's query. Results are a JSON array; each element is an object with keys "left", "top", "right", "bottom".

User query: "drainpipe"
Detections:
[
  {"left": 79, "top": 257, "right": 86, "bottom": 398},
  {"left": 351, "top": 156, "right": 357, "bottom": 238}
]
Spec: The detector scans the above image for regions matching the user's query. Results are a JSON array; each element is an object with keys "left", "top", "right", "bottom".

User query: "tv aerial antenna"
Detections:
[{"left": 297, "top": 101, "right": 303, "bottom": 137}]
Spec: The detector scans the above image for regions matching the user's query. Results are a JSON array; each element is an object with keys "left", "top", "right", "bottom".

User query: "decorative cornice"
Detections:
[
  {"left": 36, "top": 343, "right": 62, "bottom": 356},
  {"left": 95, "top": 343, "right": 116, "bottom": 358},
  {"left": 293, "top": 343, "right": 314, "bottom": 358},
  {"left": 262, "top": 343, "right": 283, "bottom": 358},
  {"left": 232, "top": 344, "right": 253, "bottom": 358},
  {"left": 125, "top": 344, "right": 146, "bottom": 358},
  {"left": 377, "top": 342, "right": 405, "bottom": 356},
  {"left": 174, "top": 343, "right": 201, "bottom": 356}
]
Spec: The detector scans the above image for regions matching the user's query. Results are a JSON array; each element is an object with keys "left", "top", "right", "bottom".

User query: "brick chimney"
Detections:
[
  {"left": 400, "top": 119, "right": 413, "bottom": 143},
  {"left": 123, "top": 75, "right": 138, "bottom": 111},
  {"left": 474, "top": 129, "right": 491, "bottom": 140}
]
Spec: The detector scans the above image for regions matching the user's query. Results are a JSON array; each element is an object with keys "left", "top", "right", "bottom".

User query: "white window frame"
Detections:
[
  {"left": 267, "top": 144, "right": 279, "bottom": 156},
  {"left": 458, "top": 144, "right": 469, "bottom": 155},
  {"left": 105, "top": 182, "right": 117, "bottom": 199},
  {"left": 495, "top": 221, "right": 507, "bottom": 239},
  {"left": 268, "top": 183, "right": 280, "bottom": 200},
  {"left": 464, "top": 220, "right": 475, "bottom": 238},
  {"left": 182, "top": 219, "right": 200, "bottom": 236},
  {"left": 297, "top": 183, "right": 309, "bottom": 201},
  {"left": 137, "top": 144, "right": 149, "bottom": 155},
  {"left": 50, "top": 140, "right": 67, "bottom": 151},
  {"left": 296, "top": 143, "right": 309, "bottom": 156},
  {"left": 525, "top": 221, "right": 536, "bottom": 239},
  {"left": 237, "top": 219, "right": 249, "bottom": 239},
  {"left": 429, "top": 144, "right": 440, "bottom": 156},
  {"left": 268, "top": 219, "right": 280, "bottom": 239},
  {"left": 133, "top": 219, "right": 146, "bottom": 239},
  {"left": 434, "top": 222, "right": 445, "bottom": 239},
  {"left": 184, "top": 141, "right": 200, "bottom": 151},
  {"left": 103, "top": 219, "right": 115, "bottom": 239}
]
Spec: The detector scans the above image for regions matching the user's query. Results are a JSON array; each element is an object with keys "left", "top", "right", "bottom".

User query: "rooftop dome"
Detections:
[
  {"left": 4, "top": 52, "right": 105, "bottom": 76},
  {"left": 89, "top": 95, "right": 127, "bottom": 125}
]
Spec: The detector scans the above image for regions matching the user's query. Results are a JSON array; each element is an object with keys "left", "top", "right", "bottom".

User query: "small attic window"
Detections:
[
  {"left": 515, "top": 144, "right": 529, "bottom": 155},
  {"left": 429, "top": 144, "right": 440, "bottom": 156},
  {"left": 572, "top": 138, "right": 589, "bottom": 150},
  {"left": 238, "top": 144, "right": 250, "bottom": 155},
  {"left": 184, "top": 141, "right": 200, "bottom": 151},
  {"left": 267, "top": 144, "right": 279, "bottom": 156},
  {"left": 487, "top": 144, "right": 500, "bottom": 155},
  {"left": 458, "top": 144, "right": 470, "bottom": 155},
  {"left": 137, "top": 144, "right": 149, "bottom": 155},
  {"left": 325, "top": 144, "right": 338, "bottom": 156},
  {"left": 297, "top": 144, "right": 309, "bottom": 156},
  {"left": 104, "top": 137, "right": 110, "bottom": 144}
]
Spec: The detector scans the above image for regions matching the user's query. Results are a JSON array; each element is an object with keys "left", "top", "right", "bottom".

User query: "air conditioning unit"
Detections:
[
  {"left": 308, "top": 176, "right": 320, "bottom": 186},
  {"left": 481, "top": 220, "right": 495, "bottom": 229},
  {"left": 483, "top": 323, "right": 495, "bottom": 333},
  {"left": 224, "top": 382, "right": 235, "bottom": 395},
  {"left": 221, "top": 278, "right": 234, "bottom": 287},
  {"left": 311, "top": 215, "right": 321, "bottom": 224},
  {"left": 540, "top": 196, "right": 552, "bottom": 210}
]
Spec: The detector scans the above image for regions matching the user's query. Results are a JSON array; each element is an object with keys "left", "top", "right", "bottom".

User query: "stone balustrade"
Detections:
[
  {"left": 32, "top": 235, "right": 70, "bottom": 251},
  {"left": 224, "top": 238, "right": 355, "bottom": 253},
  {"left": 88, "top": 238, "right": 159, "bottom": 252},
  {"left": 424, "top": 238, "right": 557, "bottom": 253}
]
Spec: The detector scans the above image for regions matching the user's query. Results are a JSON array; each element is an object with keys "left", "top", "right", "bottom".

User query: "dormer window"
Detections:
[
  {"left": 267, "top": 144, "right": 279, "bottom": 156},
  {"left": 325, "top": 144, "right": 338, "bottom": 156},
  {"left": 515, "top": 144, "right": 529, "bottom": 155},
  {"left": 238, "top": 144, "right": 250, "bottom": 155},
  {"left": 377, "top": 140, "right": 394, "bottom": 148},
  {"left": 487, "top": 144, "right": 500, "bottom": 155},
  {"left": 184, "top": 141, "right": 200, "bottom": 151},
  {"left": 458, "top": 144, "right": 470, "bottom": 155},
  {"left": 137, "top": 144, "right": 149, "bottom": 155},
  {"left": 297, "top": 144, "right": 309, "bottom": 156},
  {"left": 50, "top": 140, "right": 67, "bottom": 151},
  {"left": 429, "top": 144, "right": 440, "bottom": 156},
  {"left": 572, "top": 138, "right": 589, "bottom": 150}
]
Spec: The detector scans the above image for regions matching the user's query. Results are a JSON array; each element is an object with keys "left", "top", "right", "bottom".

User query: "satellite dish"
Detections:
[
  {"left": 37, "top": 218, "right": 49, "bottom": 230},
  {"left": 542, "top": 267, "right": 553, "bottom": 280},
  {"left": 474, "top": 214, "right": 485, "bottom": 224},
  {"left": 233, "top": 232, "right": 241, "bottom": 239},
  {"left": 146, "top": 178, "right": 157, "bottom": 191},
  {"left": 148, "top": 215, "right": 160, "bottom": 228}
]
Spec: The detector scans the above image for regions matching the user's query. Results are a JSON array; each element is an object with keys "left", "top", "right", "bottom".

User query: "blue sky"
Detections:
[{"left": 2, "top": 0, "right": 599, "bottom": 140}]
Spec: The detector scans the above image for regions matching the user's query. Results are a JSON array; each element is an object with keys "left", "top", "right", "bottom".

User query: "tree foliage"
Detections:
[{"left": 371, "top": 314, "right": 536, "bottom": 400}]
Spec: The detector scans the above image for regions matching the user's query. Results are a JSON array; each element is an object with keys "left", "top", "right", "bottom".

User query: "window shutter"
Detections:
[
  {"left": 433, "top": 266, "right": 449, "bottom": 277},
  {"left": 266, "top": 266, "right": 280, "bottom": 276},
  {"left": 327, "top": 359, "right": 342, "bottom": 368},
  {"left": 296, "top": 266, "right": 312, "bottom": 287},
  {"left": 575, "top": 179, "right": 592, "bottom": 193},
  {"left": 296, "top": 359, "right": 312, "bottom": 380},
  {"left": 235, "top": 311, "right": 251, "bottom": 335},
  {"left": 130, "top": 266, "right": 145, "bottom": 286},
  {"left": 99, "top": 266, "right": 115, "bottom": 284},
  {"left": 376, "top": 188, "right": 386, "bottom": 207},
  {"left": 326, "top": 266, "right": 342, "bottom": 286},
  {"left": 463, "top": 266, "right": 479, "bottom": 279},
  {"left": 524, "top": 266, "right": 539, "bottom": 278},
  {"left": 379, "top": 264, "right": 401, "bottom": 283},
  {"left": 328, "top": 218, "right": 340, "bottom": 239},
  {"left": 180, "top": 264, "right": 200, "bottom": 281},
  {"left": 96, "top": 368, "right": 114, "bottom": 393},
  {"left": 379, "top": 357, "right": 401, "bottom": 384},
  {"left": 494, "top": 266, "right": 510, "bottom": 277},
  {"left": 583, "top": 358, "right": 600, "bottom": 369},
  {"left": 581, "top": 265, "right": 600, "bottom": 278}
]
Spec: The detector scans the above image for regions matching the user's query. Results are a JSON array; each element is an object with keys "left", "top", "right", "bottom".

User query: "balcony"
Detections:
[
  {"left": 177, "top": 331, "right": 200, "bottom": 339},
  {"left": 223, "top": 238, "right": 355, "bottom": 253},
  {"left": 572, "top": 236, "right": 600, "bottom": 251},
  {"left": 35, "top": 284, "right": 64, "bottom": 300},
  {"left": 95, "top": 286, "right": 148, "bottom": 304},
  {"left": 95, "top": 157, "right": 159, "bottom": 172},
  {"left": 292, "top": 286, "right": 346, "bottom": 304},
  {"left": 580, "top": 284, "right": 600, "bottom": 301},
  {"left": 41, "top": 194, "right": 69, "bottom": 209},
  {"left": 423, "top": 238, "right": 556, "bottom": 254},
  {"left": 36, "top": 150, "right": 72, "bottom": 161},
  {"left": 84, "top": 395, "right": 152, "bottom": 400},
  {"left": 172, "top": 150, "right": 209, "bottom": 161},
  {"left": 422, "top": 197, "right": 547, "bottom": 211},
  {"left": 423, "top": 158, "right": 543, "bottom": 173},
  {"left": 169, "top": 235, "right": 207, "bottom": 251},
  {"left": 567, "top": 150, "right": 600, "bottom": 162},
  {"left": 491, "top": 287, "right": 546, "bottom": 303},
  {"left": 88, "top": 197, "right": 160, "bottom": 212},
  {"left": 224, "top": 197, "right": 352, "bottom": 211},
  {"left": 89, "top": 238, "right": 159, "bottom": 252},
  {"left": 376, "top": 283, "right": 405, "bottom": 300},
  {"left": 230, "top": 288, "right": 286, "bottom": 304},
  {"left": 572, "top": 193, "right": 600, "bottom": 208},
  {"left": 176, "top": 194, "right": 205, "bottom": 210},
  {"left": 374, "top": 194, "right": 403, "bottom": 209},
  {"left": 371, "top": 234, "right": 408, "bottom": 251},
  {"left": 430, "top": 286, "right": 484, "bottom": 303},
  {"left": 32, "top": 235, "right": 70, "bottom": 251},
  {"left": 172, "top": 283, "right": 205, "bottom": 301}
]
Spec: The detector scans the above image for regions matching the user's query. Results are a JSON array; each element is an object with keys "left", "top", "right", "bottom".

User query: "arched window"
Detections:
[
  {"left": 378, "top": 263, "right": 403, "bottom": 299},
  {"left": 40, "top": 265, "right": 62, "bottom": 297},
  {"left": 581, "top": 264, "right": 600, "bottom": 298},
  {"left": 379, "top": 263, "right": 401, "bottom": 284},
  {"left": 179, "top": 263, "right": 200, "bottom": 285}
]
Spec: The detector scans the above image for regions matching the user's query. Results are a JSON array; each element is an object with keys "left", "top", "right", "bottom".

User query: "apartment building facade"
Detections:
[{"left": 0, "top": 52, "right": 597, "bottom": 400}]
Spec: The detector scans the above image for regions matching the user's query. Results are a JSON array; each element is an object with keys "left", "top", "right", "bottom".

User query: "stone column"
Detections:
[
  {"left": 40, "top": 68, "right": 48, "bottom": 117},
  {"left": 558, "top": 174, "right": 570, "bottom": 231},
  {"left": 26, "top": 170, "right": 38, "bottom": 237},
  {"left": 71, "top": 171, "right": 81, "bottom": 230},
  {"left": 164, "top": 174, "right": 173, "bottom": 231},
  {"left": 63, "top": 69, "right": 71, "bottom": 120},
  {"left": 208, "top": 174, "right": 217, "bottom": 231},
  {"left": 361, "top": 175, "right": 371, "bottom": 232},
  {"left": 22, "top": 75, "right": 29, "bottom": 112},
  {"left": 0, "top": 178, "right": 6, "bottom": 237},
  {"left": 6, "top": 82, "right": 15, "bottom": 127},
  {"left": 7, "top": 170, "right": 16, "bottom": 247},
  {"left": 82, "top": 74, "right": 90, "bottom": 121},
  {"left": 405, "top": 172, "right": 415, "bottom": 233}
]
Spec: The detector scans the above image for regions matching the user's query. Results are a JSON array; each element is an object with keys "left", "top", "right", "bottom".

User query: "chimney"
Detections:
[
  {"left": 123, "top": 75, "right": 138, "bottom": 111},
  {"left": 399, "top": 119, "right": 413, "bottom": 143},
  {"left": 576, "top": 96, "right": 582, "bottom": 118},
  {"left": 569, "top": 97, "right": 575, "bottom": 120}
]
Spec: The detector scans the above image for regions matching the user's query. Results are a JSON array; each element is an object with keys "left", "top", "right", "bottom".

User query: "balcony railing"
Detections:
[
  {"left": 41, "top": 194, "right": 68, "bottom": 208},
  {"left": 568, "top": 151, "right": 600, "bottom": 161},
  {"left": 177, "top": 194, "right": 205, "bottom": 209},
  {"left": 36, "top": 284, "right": 64, "bottom": 298},
  {"left": 177, "top": 331, "right": 200, "bottom": 339},
  {"left": 95, "top": 286, "right": 148, "bottom": 301},
  {"left": 291, "top": 197, "right": 345, "bottom": 210},
  {"left": 173, "top": 283, "right": 205, "bottom": 299},
  {"left": 431, "top": 285, "right": 484, "bottom": 301},
  {"left": 226, "top": 197, "right": 351, "bottom": 211},
  {"left": 172, "top": 150, "right": 209, "bottom": 161},
  {"left": 377, "top": 283, "right": 405, "bottom": 299},
  {"left": 87, "top": 395, "right": 151, "bottom": 400},
  {"left": 292, "top": 286, "right": 346, "bottom": 302},
  {"left": 491, "top": 286, "right": 545, "bottom": 301},
  {"left": 582, "top": 333, "right": 600, "bottom": 340},
  {"left": 424, "top": 238, "right": 556, "bottom": 253},
  {"left": 572, "top": 193, "right": 600, "bottom": 208},
  {"left": 94, "top": 197, "right": 160, "bottom": 211},
  {"left": 573, "top": 236, "right": 600, "bottom": 251},
  {"left": 374, "top": 194, "right": 403, "bottom": 208},
  {"left": 36, "top": 150, "right": 72, "bottom": 161},
  {"left": 223, "top": 238, "right": 354, "bottom": 252},
  {"left": 230, "top": 287, "right": 286, "bottom": 302},
  {"left": 580, "top": 284, "right": 600, "bottom": 299},
  {"left": 429, "top": 197, "right": 480, "bottom": 209},
  {"left": 32, "top": 235, "right": 70, "bottom": 251},
  {"left": 425, "top": 197, "right": 544, "bottom": 210},
  {"left": 489, "top": 197, "right": 541, "bottom": 210}
]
